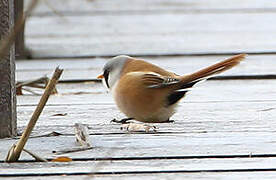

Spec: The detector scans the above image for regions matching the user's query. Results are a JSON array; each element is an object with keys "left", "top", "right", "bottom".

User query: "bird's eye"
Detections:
[{"left": 103, "top": 70, "right": 110, "bottom": 88}]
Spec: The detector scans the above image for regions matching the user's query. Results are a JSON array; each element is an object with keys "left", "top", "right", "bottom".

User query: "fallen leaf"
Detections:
[
  {"left": 52, "top": 113, "right": 68, "bottom": 116},
  {"left": 51, "top": 156, "right": 72, "bottom": 162}
]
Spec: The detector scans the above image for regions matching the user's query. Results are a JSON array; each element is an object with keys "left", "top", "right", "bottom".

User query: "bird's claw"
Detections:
[{"left": 110, "top": 118, "right": 134, "bottom": 124}]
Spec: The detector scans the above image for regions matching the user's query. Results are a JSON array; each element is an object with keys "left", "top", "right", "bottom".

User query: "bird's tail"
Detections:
[{"left": 180, "top": 54, "right": 246, "bottom": 84}]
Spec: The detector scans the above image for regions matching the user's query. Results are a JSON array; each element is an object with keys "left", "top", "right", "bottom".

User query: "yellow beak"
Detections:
[{"left": 97, "top": 74, "right": 104, "bottom": 79}]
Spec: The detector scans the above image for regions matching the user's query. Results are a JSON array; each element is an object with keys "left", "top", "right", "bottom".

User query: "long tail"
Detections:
[{"left": 180, "top": 54, "right": 246, "bottom": 84}]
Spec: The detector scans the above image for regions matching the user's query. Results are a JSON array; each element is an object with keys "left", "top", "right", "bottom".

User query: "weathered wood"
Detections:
[
  {"left": 15, "top": 55, "right": 276, "bottom": 81},
  {"left": 14, "top": 0, "right": 27, "bottom": 59},
  {"left": 2, "top": 131, "right": 276, "bottom": 160},
  {"left": 14, "top": 79, "right": 276, "bottom": 135},
  {"left": 24, "top": 12, "right": 276, "bottom": 58},
  {"left": 3, "top": 172, "right": 276, "bottom": 179},
  {"left": 25, "top": 0, "right": 276, "bottom": 15},
  {"left": 0, "top": 80, "right": 272, "bottom": 161},
  {"left": 0, "top": 0, "right": 17, "bottom": 138},
  {"left": 2, "top": 156, "right": 276, "bottom": 175},
  {"left": 15, "top": 100, "right": 276, "bottom": 134},
  {"left": 6, "top": 67, "right": 63, "bottom": 162}
]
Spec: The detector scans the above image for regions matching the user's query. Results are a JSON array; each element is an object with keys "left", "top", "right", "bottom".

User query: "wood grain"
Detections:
[
  {"left": 15, "top": 55, "right": 276, "bottom": 81},
  {"left": 25, "top": 0, "right": 276, "bottom": 15},
  {"left": 14, "top": 0, "right": 26, "bottom": 59},
  {"left": 3, "top": 172, "right": 276, "bottom": 180},
  {"left": 25, "top": 13, "right": 276, "bottom": 58},
  {"left": 0, "top": 0, "right": 17, "bottom": 138},
  {"left": 2, "top": 156, "right": 276, "bottom": 175},
  {"left": 0, "top": 80, "right": 272, "bottom": 161}
]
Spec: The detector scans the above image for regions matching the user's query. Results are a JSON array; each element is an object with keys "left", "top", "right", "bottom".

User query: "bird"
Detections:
[{"left": 97, "top": 54, "right": 246, "bottom": 123}]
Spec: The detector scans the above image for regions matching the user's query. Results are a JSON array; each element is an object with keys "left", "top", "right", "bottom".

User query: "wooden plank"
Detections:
[
  {"left": 2, "top": 156, "right": 276, "bottom": 175},
  {"left": 24, "top": 13, "right": 276, "bottom": 58},
  {"left": 25, "top": 0, "right": 276, "bottom": 15},
  {"left": 1, "top": 79, "right": 272, "bottom": 160},
  {"left": 14, "top": 78, "right": 276, "bottom": 138},
  {"left": 0, "top": 0, "right": 17, "bottom": 138},
  {"left": 14, "top": 79, "right": 276, "bottom": 135},
  {"left": 1, "top": 85, "right": 273, "bottom": 160},
  {"left": 5, "top": 54, "right": 276, "bottom": 178},
  {"left": 15, "top": 55, "right": 276, "bottom": 81},
  {"left": 16, "top": 78, "right": 276, "bottom": 106},
  {"left": 3, "top": 172, "right": 276, "bottom": 180},
  {"left": 15, "top": 100, "right": 276, "bottom": 133}
]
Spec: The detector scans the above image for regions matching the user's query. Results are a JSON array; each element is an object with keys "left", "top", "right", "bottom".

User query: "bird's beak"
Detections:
[{"left": 97, "top": 74, "right": 104, "bottom": 79}]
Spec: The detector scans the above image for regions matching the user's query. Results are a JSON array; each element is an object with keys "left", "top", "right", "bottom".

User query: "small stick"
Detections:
[
  {"left": 44, "top": 0, "right": 66, "bottom": 19},
  {"left": 23, "top": 149, "right": 48, "bottom": 162},
  {"left": 52, "top": 123, "right": 92, "bottom": 155},
  {"left": 20, "top": 87, "right": 40, "bottom": 95},
  {"left": 16, "top": 77, "right": 49, "bottom": 87},
  {"left": 53, "top": 147, "right": 93, "bottom": 155},
  {"left": 16, "top": 76, "right": 58, "bottom": 95},
  {"left": 10, "top": 131, "right": 63, "bottom": 140},
  {"left": 5, "top": 67, "right": 63, "bottom": 162}
]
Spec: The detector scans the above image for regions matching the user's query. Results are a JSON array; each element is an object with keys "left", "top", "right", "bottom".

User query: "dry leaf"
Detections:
[
  {"left": 74, "top": 123, "right": 91, "bottom": 147},
  {"left": 51, "top": 156, "right": 72, "bottom": 162},
  {"left": 52, "top": 113, "right": 68, "bottom": 116}
]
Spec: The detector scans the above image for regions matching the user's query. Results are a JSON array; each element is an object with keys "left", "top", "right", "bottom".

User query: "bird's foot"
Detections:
[
  {"left": 110, "top": 118, "right": 134, "bottom": 124},
  {"left": 161, "top": 119, "right": 174, "bottom": 123},
  {"left": 120, "top": 123, "right": 157, "bottom": 133}
]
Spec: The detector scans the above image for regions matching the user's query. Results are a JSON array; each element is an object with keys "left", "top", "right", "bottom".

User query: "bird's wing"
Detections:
[{"left": 141, "top": 73, "right": 180, "bottom": 88}]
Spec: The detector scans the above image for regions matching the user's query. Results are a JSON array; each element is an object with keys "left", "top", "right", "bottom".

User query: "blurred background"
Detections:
[
  {"left": 16, "top": 0, "right": 276, "bottom": 82},
  {"left": 23, "top": 0, "right": 276, "bottom": 58}
]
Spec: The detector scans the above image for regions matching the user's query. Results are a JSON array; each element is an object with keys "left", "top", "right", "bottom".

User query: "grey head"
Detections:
[{"left": 102, "top": 55, "right": 130, "bottom": 89}]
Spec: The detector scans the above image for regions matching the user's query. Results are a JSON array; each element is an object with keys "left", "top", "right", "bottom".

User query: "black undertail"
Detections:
[
  {"left": 166, "top": 79, "right": 202, "bottom": 106},
  {"left": 167, "top": 91, "right": 189, "bottom": 106}
]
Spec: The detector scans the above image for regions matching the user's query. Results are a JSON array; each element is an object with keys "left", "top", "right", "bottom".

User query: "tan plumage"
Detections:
[
  {"left": 179, "top": 54, "right": 246, "bottom": 84},
  {"left": 98, "top": 54, "right": 246, "bottom": 123}
]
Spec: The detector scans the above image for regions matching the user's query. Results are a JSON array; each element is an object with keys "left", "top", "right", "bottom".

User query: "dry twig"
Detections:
[
  {"left": 53, "top": 147, "right": 93, "bottom": 155},
  {"left": 16, "top": 76, "right": 58, "bottom": 95},
  {"left": 44, "top": 0, "right": 66, "bottom": 19},
  {"left": 5, "top": 67, "right": 63, "bottom": 162},
  {"left": 23, "top": 149, "right": 48, "bottom": 162},
  {"left": 52, "top": 123, "right": 92, "bottom": 155}
]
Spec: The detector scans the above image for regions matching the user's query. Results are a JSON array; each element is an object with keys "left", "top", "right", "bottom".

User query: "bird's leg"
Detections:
[{"left": 110, "top": 118, "right": 134, "bottom": 124}]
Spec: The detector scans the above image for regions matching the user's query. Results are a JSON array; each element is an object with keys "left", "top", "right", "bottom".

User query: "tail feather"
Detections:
[{"left": 180, "top": 54, "right": 246, "bottom": 84}]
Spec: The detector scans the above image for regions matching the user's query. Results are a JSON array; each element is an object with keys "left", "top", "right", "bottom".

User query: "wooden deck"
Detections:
[{"left": 1, "top": 0, "right": 276, "bottom": 179}]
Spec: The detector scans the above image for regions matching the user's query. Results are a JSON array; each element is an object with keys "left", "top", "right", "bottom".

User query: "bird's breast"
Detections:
[{"left": 112, "top": 73, "right": 177, "bottom": 122}]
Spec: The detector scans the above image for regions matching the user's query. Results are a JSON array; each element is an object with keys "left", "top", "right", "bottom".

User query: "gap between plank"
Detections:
[
  {"left": 2, "top": 168, "right": 276, "bottom": 177},
  {"left": 2, "top": 153, "right": 276, "bottom": 163},
  {"left": 26, "top": 51, "right": 276, "bottom": 60},
  {"left": 17, "top": 99, "right": 276, "bottom": 107},
  {"left": 56, "top": 74, "right": 276, "bottom": 84},
  {"left": 30, "top": 8, "right": 276, "bottom": 17}
]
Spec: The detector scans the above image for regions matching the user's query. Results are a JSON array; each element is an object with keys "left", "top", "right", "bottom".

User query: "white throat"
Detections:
[
  {"left": 108, "top": 67, "right": 122, "bottom": 90},
  {"left": 103, "top": 55, "right": 130, "bottom": 91}
]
